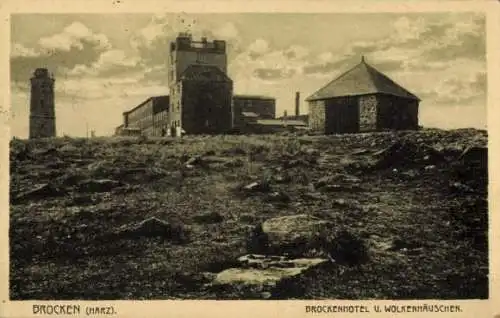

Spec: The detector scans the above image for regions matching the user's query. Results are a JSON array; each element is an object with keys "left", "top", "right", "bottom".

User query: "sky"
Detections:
[{"left": 10, "top": 12, "right": 486, "bottom": 137}]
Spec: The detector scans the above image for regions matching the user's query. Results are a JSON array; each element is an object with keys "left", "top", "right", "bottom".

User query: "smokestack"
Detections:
[{"left": 295, "top": 92, "right": 300, "bottom": 117}]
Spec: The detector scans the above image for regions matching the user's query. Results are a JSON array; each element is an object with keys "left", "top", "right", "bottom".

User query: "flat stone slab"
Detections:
[{"left": 213, "top": 256, "right": 328, "bottom": 286}]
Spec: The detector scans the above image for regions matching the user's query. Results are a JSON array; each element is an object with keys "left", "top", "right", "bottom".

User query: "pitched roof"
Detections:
[
  {"left": 306, "top": 58, "right": 420, "bottom": 101},
  {"left": 179, "top": 64, "right": 232, "bottom": 82}
]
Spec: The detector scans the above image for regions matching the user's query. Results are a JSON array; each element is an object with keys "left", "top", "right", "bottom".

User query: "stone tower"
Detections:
[
  {"left": 29, "top": 68, "right": 56, "bottom": 139},
  {"left": 168, "top": 33, "right": 228, "bottom": 86},
  {"left": 168, "top": 33, "right": 230, "bottom": 133}
]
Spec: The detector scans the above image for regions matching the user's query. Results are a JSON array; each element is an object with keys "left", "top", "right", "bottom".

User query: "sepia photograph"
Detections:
[{"left": 7, "top": 9, "right": 490, "bottom": 303}]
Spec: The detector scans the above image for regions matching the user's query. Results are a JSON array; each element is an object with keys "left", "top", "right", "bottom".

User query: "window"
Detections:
[{"left": 196, "top": 52, "right": 206, "bottom": 63}]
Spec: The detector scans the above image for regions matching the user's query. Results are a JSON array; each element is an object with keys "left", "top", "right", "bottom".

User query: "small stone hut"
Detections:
[{"left": 306, "top": 57, "right": 420, "bottom": 134}]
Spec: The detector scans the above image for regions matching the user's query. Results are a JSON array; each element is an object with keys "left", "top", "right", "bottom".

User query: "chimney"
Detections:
[{"left": 295, "top": 92, "right": 300, "bottom": 117}]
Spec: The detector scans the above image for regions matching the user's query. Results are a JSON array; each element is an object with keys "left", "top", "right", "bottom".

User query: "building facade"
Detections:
[
  {"left": 29, "top": 68, "right": 56, "bottom": 139},
  {"left": 169, "top": 65, "right": 233, "bottom": 134},
  {"left": 233, "top": 95, "right": 276, "bottom": 129},
  {"left": 307, "top": 57, "right": 420, "bottom": 134},
  {"left": 122, "top": 95, "right": 169, "bottom": 137},
  {"left": 119, "top": 33, "right": 282, "bottom": 137},
  {"left": 169, "top": 34, "right": 233, "bottom": 135}
]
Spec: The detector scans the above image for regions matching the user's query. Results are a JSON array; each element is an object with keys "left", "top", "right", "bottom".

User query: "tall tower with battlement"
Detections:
[
  {"left": 168, "top": 33, "right": 228, "bottom": 86},
  {"left": 29, "top": 68, "right": 56, "bottom": 139},
  {"left": 167, "top": 33, "right": 232, "bottom": 134}
]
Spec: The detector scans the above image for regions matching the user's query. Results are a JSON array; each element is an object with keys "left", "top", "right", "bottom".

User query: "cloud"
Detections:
[
  {"left": 130, "top": 14, "right": 207, "bottom": 64},
  {"left": 254, "top": 68, "right": 295, "bottom": 81},
  {"left": 38, "top": 22, "right": 111, "bottom": 52},
  {"left": 213, "top": 22, "right": 239, "bottom": 39},
  {"left": 10, "top": 21, "right": 113, "bottom": 83},
  {"left": 248, "top": 39, "right": 270, "bottom": 58},
  {"left": 284, "top": 45, "right": 309, "bottom": 60},
  {"left": 11, "top": 43, "right": 39, "bottom": 58},
  {"left": 130, "top": 14, "right": 242, "bottom": 68},
  {"left": 300, "top": 13, "right": 485, "bottom": 78},
  {"left": 298, "top": 13, "right": 486, "bottom": 112},
  {"left": 231, "top": 40, "right": 311, "bottom": 82},
  {"left": 66, "top": 49, "right": 142, "bottom": 78},
  {"left": 10, "top": 13, "right": 487, "bottom": 137}
]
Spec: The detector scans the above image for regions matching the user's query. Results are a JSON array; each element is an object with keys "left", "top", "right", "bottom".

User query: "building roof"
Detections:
[
  {"left": 123, "top": 95, "right": 169, "bottom": 115},
  {"left": 306, "top": 57, "right": 420, "bottom": 102},
  {"left": 179, "top": 64, "right": 232, "bottom": 82},
  {"left": 277, "top": 114, "right": 309, "bottom": 121},
  {"left": 255, "top": 119, "right": 307, "bottom": 126},
  {"left": 234, "top": 94, "right": 275, "bottom": 101},
  {"left": 241, "top": 111, "right": 260, "bottom": 118}
]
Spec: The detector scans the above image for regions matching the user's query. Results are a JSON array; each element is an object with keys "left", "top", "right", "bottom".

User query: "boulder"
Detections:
[
  {"left": 12, "top": 183, "right": 65, "bottom": 204},
  {"left": 32, "top": 147, "right": 59, "bottom": 158},
  {"left": 192, "top": 211, "right": 224, "bottom": 224},
  {"left": 242, "top": 181, "right": 271, "bottom": 193},
  {"left": 77, "top": 179, "right": 121, "bottom": 193},
  {"left": 301, "top": 192, "right": 325, "bottom": 201},
  {"left": 264, "top": 191, "right": 292, "bottom": 204},
  {"left": 248, "top": 215, "right": 369, "bottom": 266},
  {"left": 351, "top": 148, "right": 370, "bottom": 156},
  {"left": 318, "top": 184, "right": 364, "bottom": 193},
  {"left": 314, "top": 174, "right": 361, "bottom": 189},
  {"left": 185, "top": 156, "right": 202, "bottom": 169},
  {"left": 114, "top": 217, "right": 188, "bottom": 243},
  {"left": 247, "top": 214, "right": 333, "bottom": 257},
  {"left": 210, "top": 254, "right": 329, "bottom": 298},
  {"left": 451, "top": 146, "right": 488, "bottom": 191},
  {"left": 458, "top": 146, "right": 487, "bottom": 166},
  {"left": 373, "top": 140, "right": 445, "bottom": 169}
]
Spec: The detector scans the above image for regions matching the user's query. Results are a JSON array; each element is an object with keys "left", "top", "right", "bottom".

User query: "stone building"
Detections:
[
  {"left": 232, "top": 95, "right": 276, "bottom": 129},
  {"left": 306, "top": 57, "right": 420, "bottom": 134},
  {"left": 168, "top": 34, "right": 233, "bottom": 134},
  {"left": 119, "top": 33, "right": 280, "bottom": 136},
  {"left": 169, "top": 64, "right": 233, "bottom": 134},
  {"left": 29, "top": 68, "right": 56, "bottom": 139},
  {"left": 122, "top": 95, "right": 169, "bottom": 136}
]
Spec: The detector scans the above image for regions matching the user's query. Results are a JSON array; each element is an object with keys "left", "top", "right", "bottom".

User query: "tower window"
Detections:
[{"left": 196, "top": 52, "right": 207, "bottom": 63}]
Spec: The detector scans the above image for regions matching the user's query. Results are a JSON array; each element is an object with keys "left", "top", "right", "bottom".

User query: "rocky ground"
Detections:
[{"left": 9, "top": 128, "right": 488, "bottom": 300}]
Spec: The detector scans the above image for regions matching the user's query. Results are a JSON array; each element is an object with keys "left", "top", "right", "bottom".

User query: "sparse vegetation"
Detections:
[{"left": 9, "top": 129, "right": 488, "bottom": 299}]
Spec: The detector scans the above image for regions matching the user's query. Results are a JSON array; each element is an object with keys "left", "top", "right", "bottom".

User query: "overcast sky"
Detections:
[{"left": 10, "top": 12, "right": 486, "bottom": 137}]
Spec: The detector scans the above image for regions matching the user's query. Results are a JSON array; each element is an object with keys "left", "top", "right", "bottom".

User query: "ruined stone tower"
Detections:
[{"left": 29, "top": 68, "right": 56, "bottom": 139}]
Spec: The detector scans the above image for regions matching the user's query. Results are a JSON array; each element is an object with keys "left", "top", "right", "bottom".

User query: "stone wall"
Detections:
[
  {"left": 358, "top": 95, "right": 378, "bottom": 132},
  {"left": 308, "top": 100, "right": 326, "bottom": 132},
  {"left": 29, "top": 116, "right": 56, "bottom": 139},
  {"left": 376, "top": 94, "right": 419, "bottom": 130},
  {"left": 153, "top": 110, "right": 169, "bottom": 136},
  {"left": 169, "top": 83, "right": 183, "bottom": 132}
]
